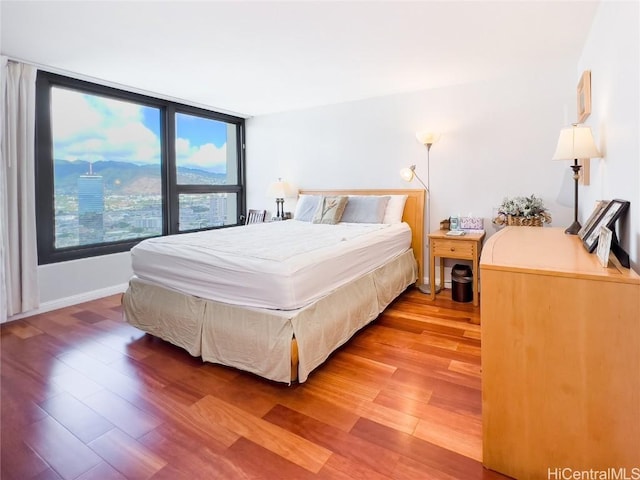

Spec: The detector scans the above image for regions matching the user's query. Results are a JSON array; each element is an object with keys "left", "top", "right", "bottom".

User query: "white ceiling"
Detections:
[{"left": 1, "top": 1, "right": 599, "bottom": 117}]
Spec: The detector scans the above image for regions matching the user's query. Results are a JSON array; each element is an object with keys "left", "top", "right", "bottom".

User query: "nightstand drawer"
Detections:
[{"left": 432, "top": 238, "right": 475, "bottom": 258}]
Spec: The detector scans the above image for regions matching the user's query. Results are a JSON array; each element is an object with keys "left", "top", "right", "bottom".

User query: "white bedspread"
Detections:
[{"left": 131, "top": 220, "right": 411, "bottom": 310}]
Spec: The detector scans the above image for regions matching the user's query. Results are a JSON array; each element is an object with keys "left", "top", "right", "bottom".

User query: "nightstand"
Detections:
[{"left": 428, "top": 230, "right": 486, "bottom": 308}]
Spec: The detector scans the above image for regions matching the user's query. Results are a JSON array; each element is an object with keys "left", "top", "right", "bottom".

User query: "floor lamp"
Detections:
[
  {"left": 552, "top": 124, "right": 601, "bottom": 235},
  {"left": 401, "top": 132, "right": 440, "bottom": 294}
]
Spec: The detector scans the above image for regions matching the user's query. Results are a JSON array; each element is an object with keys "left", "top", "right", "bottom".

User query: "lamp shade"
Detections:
[
  {"left": 415, "top": 132, "right": 440, "bottom": 146},
  {"left": 552, "top": 125, "right": 601, "bottom": 160},
  {"left": 267, "top": 178, "right": 298, "bottom": 198},
  {"left": 400, "top": 166, "right": 416, "bottom": 182},
  {"left": 400, "top": 164, "right": 428, "bottom": 191}
]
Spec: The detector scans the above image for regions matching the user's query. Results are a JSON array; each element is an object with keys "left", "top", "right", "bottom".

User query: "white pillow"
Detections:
[
  {"left": 382, "top": 195, "right": 408, "bottom": 224},
  {"left": 340, "top": 196, "right": 390, "bottom": 223},
  {"left": 293, "top": 195, "right": 321, "bottom": 222}
]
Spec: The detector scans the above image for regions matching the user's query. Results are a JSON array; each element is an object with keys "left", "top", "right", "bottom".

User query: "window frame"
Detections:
[{"left": 35, "top": 71, "right": 246, "bottom": 265}]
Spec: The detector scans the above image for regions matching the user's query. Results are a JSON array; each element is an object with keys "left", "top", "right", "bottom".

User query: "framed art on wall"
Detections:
[
  {"left": 578, "top": 158, "right": 590, "bottom": 186},
  {"left": 577, "top": 70, "right": 591, "bottom": 123},
  {"left": 576, "top": 70, "right": 592, "bottom": 185},
  {"left": 582, "top": 199, "right": 630, "bottom": 253}
]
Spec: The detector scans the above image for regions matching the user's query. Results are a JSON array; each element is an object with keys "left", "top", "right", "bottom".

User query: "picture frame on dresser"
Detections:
[
  {"left": 582, "top": 199, "right": 630, "bottom": 253},
  {"left": 578, "top": 200, "right": 609, "bottom": 240},
  {"left": 596, "top": 226, "right": 612, "bottom": 267}
]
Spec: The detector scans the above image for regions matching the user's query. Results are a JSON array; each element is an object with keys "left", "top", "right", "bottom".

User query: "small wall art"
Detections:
[
  {"left": 577, "top": 70, "right": 592, "bottom": 184},
  {"left": 577, "top": 70, "right": 591, "bottom": 123}
]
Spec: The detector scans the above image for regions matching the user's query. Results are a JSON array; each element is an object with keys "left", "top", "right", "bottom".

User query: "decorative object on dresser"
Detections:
[
  {"left": 400, "top": 131, "right": 441, "bottom": 294},
  {"left": 267, "top": 178, "right": 298, "bottom": 220},
  {"left": 492, "top": 194, "right": 551, "bottom": 227},
  {"left": 580, "top": 199, "right": 631, "bottom": 267},
  {"left": 596, "top": 226, "right": 612, "bottom": 267},
  {"left": 577, "top": 200, "right": 609, "bottom": 240},
  {"left": 552, "top": 123, "right": 601, "bottom": 234}
]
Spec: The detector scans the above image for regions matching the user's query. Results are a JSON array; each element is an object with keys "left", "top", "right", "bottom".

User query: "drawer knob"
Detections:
[{"left": 450, "top": 247, "right": 456, "bottom": 251}]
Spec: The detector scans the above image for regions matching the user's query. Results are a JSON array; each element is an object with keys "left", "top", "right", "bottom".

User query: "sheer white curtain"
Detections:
[{"left": 0, "top": 59, "right": 39, "bottom": 322}]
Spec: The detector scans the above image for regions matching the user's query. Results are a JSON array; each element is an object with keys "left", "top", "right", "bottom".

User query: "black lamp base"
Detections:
[
  {"left": 275, "top": 198, "right": 284, "bottom": 219},
  {"left": 565, "top": 160, "right": 582, "bottom": 236},
  {"left": 565, "top": 220, "right": 581, "bottom": 235}
]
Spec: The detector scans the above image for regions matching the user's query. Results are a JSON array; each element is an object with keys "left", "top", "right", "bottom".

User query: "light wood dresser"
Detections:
[{"left": 480, "top": 227, "right": 640, "bottom": 479}]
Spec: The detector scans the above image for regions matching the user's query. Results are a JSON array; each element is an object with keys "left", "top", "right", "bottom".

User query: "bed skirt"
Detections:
[{"left": 122, "top": 249, "right": 417, "bottom": 383}]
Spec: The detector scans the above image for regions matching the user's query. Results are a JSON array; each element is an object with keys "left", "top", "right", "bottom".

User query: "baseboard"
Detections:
[
  {"left": 7, "top": 283, "right": 128, "bottom": 322},
  {"left": 422, "top": 278, "right": 453, "bottom": 289}
]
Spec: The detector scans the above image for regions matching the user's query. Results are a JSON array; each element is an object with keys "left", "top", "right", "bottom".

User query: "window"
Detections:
[
  {"left": 36, "top": 72, "right": 245, "bottom": 264},
  {"left": 49, "top": 88, "right": 163, "bottom": 249},
  {"left": 173, "top": 112, "right": 239, "bottom": 231}
]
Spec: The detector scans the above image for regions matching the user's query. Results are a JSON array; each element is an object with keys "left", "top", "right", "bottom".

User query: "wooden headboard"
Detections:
[{"left": 299, "top": 189, "right": 425, "bottom": 285}]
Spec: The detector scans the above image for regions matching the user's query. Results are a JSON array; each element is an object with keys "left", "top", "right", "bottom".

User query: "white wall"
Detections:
[
  {"left": 576, "top": 0, "right": 639, "bottom": 270},
  {"left": 8, "top": 252, "right": 131, "bottom": 321},
  {"left": 22, "top": 1, "right": 639, "bottom": 315},
  {"left": 38, "top": 252, "right": 132, "bottom": 304},
  {"left": 246, "top": 68, "right": 578, "bottom": 283}
]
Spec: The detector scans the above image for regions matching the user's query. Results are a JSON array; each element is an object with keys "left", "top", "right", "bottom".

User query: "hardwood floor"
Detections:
[{"left": 1, "top": 288, "right": 510, "bottom": 480}]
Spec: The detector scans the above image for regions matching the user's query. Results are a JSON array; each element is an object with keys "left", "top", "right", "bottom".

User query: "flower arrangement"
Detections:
[{"left": 493, "top": 194, "right": 551, "bottom": 226}]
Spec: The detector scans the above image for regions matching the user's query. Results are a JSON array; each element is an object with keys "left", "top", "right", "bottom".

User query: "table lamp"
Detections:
[
  {"left": 552, "top": 124, "right": 601, "bottom": 234},
  {"left": 267, "top": 178, "right": 298, "bottom": 220}
]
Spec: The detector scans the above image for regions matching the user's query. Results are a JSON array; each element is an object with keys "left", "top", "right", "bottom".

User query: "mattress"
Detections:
[
  {"left": 124, "top": 248, "right": 418, "bottom": 383},
  {"left": 131, "top": 220, "right": 411, "bottom": 310}
]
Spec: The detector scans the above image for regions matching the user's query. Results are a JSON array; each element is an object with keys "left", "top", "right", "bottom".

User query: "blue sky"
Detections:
[
  {"left": 52, "top": 87, "right": 229, "bottom": 172},
  {"left": 175, "top": 112, "right": 227, "bottom": 149}
]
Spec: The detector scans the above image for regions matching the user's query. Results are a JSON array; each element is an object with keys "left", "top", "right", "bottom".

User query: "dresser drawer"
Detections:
[{"left": 432, "top": 238, "right": 475, "bottom": 258}]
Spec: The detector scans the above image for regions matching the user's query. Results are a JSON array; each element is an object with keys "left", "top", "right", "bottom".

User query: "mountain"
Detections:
[{"left": 54, "top": 160, "right": 227, "bottom": 195}]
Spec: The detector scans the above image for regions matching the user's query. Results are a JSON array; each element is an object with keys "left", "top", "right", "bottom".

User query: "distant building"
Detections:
[
  {"left": 134, "top": 217, "right": 162, "bottom": 229},
  {"left": 210, "top": 195, "right": 227, "bottom": 225},
  {"left": 78, "top": 164, "right": 104, "bottom": 244}
]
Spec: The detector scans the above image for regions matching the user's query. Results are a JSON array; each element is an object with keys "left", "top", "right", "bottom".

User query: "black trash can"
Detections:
[{"left": 451, "top": 264, "right": 473, "bottom": 303}]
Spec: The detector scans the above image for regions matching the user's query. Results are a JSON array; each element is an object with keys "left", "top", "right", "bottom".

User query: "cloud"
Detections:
[
  {"left": 52, "top": 88, "right": 161, "bottom": 164},
  {"left": 176, "top": 138, "right": 228, "bottom": 172},
  {"left": 51, "top": 88, "right": 103, "bottom": 140},
  {"left": 175, "top": 137, "right": 191, "bottom": 157},
  {"left": 104, "top": 123, "right": 160, "bottom": 163},
  {"left": 50, "top": 88, "right": 227, "bottom": 171}
]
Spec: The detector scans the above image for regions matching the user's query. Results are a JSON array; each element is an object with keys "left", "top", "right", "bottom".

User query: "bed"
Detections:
[{"left": 122, "top": 189, "right": 425, "bottom": 383}]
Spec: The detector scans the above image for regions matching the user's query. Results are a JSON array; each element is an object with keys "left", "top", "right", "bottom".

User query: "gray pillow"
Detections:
[
  {"left": 340, "top": 196, "right": 390, "bottom": 223},
  {"left": 294, "top": 195, "right": 321, "bottom": 222}
]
